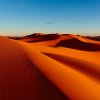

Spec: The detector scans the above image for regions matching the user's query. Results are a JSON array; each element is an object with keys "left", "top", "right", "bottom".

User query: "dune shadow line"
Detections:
[{"left": 43, "top": 53, "right": 100, "bottom": 80}]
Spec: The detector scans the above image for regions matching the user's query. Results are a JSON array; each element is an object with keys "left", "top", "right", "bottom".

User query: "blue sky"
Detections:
[{"left": 0, "top": 0, "right": 100, "bottom": 36}]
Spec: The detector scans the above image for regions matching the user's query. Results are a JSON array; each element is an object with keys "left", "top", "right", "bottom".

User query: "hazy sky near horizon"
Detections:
[{"left": 0, "top": 0, "right": 100, "bottom": 36}]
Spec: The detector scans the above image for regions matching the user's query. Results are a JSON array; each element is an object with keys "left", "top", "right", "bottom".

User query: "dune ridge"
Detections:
[
  {"left": 17, "top": 34, "right": 100, "bottom": 51},
  {"left": 44, "top": 53, "right": 100, "bottom": 81},
  {"left": 15, "top": 39, "right": 100, "bottom": 100},
  {"left": 1, "top": 34, "right": 100, "bottom": 100},
  {"left": 0, "top": 37, "right": 68, "bottom": 100}
]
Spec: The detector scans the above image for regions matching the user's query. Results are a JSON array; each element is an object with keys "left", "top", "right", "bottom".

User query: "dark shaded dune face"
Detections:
[
  {"left": 9, "top": 34, "right": 61, "bottom": 42},
  {"left": 0, "top": 37, "right": 69, "bottom": 100},
  {"left": 24, "top": 34, "right": 61, "bottom": 42},
  {"left": 9, "top": 36, "right": 23, "bottom": 40},
  {"left": 23, "top": 37, "right": 45, "bottom": 42},
  {"left": 55, "top": 38, "right": 100, "bottom": 51},
  {"left": 24, "top": 33, "right": 44, "bottom": 38},
  {"left": 44, "top": 34, "right": 61, "bottom": 40},
  {"left": 86, "top": 36, "right": 100, "bottom": 41}
]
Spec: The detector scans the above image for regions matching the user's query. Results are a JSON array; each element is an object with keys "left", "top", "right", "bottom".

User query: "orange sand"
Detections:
[{"left": 0, "top": 34, "right": 100, "bottom": 100}]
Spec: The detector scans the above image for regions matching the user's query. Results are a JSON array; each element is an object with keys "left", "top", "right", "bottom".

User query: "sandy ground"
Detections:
[
  {"left": 0, "top": 37, "right": 68, "bottom": 100},
  {"left": 0, "top": 34, "right": 100, "bottom": 100}
]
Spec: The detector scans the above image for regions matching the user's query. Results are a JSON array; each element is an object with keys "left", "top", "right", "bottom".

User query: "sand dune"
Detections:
[
  {"left": 0, "top": 37, "right": 68, "bottom": 100},
  {"left": 1, "top": 34, "right": 100, "bottom": 100},
  {"left": 44, "top": 53, "right": 100, "bottom": 81},
  {"left": 14, "top": 33, "right": 61, "bottom": 43},
  {"left": 22, "top": 34, "right": 100, "bottom": 51},
  {"left": 16, "top": 40, "right": 100, "bottom": 100},
  {"left": 56, "top": 38, "right": 100, "bottom": 51}
]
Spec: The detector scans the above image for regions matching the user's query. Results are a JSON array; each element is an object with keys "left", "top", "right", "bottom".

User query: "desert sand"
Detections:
[{"left": 0, "top": 34, "right": 100, "bottom": 100}]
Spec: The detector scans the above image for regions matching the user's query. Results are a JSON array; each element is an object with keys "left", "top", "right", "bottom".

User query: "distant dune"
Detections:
[
  {"left": 86, "top": 36, "right": 100, "bottom": 41},
  {"left": 56, "top": 38, "right": 100, "bottom": 51},
  {"left": 0, "top": 33, "right": 100, "bottom": 100}
]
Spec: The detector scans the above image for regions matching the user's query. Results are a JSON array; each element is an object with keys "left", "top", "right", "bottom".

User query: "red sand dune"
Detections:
[
  {"left": 0, "top": 34, "right": 100, "bottom": 100},
  {"left": 0, "top": 37, "right": 68, "bottom": 100},
  {"left": 20, "top": 34, "right": 100, "bottom": 50},
  {"left": 55, "top": 38, "right": 100, "bottom": 51},
  {"left": 9, "top": 33, "right": 61, "bottom": 42}
]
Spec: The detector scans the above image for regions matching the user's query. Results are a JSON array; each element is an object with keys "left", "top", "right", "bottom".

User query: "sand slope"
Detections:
[
  {"left": 0, "top": 37, "right": 68, "bottom": 100},
  {"left": 1, "top": 34, "right": 100, "bottom": 100},
  {"left": 16, "top": 39, "right": 100, "bottom": 100}
]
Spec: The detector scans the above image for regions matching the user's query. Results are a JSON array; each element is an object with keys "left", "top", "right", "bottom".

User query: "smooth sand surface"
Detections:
[
  {"left": 0, "top": 37, "right": 68, "bottom": 100},
  {"left": 0, "top": 34, "right": 100, "bottom": 100}
]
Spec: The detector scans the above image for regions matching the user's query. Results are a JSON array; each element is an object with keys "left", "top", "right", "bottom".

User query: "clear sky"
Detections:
[{"left": 0, "top": 0, "right": 100, "bottom": 36}]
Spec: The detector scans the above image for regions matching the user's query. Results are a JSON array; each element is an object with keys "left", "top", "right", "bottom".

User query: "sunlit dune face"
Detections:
[
  {"left": 16, "top": 38, "right": 100, "bottom": 100},
  {"left": 1, "top": 34, "right": 100, "bottom": 100},
  {"left": 55, "top": 38, "right": 100, "bottom": 51},
  {"left": 0, "top": 37, "right": 68, "bottom": 100}
]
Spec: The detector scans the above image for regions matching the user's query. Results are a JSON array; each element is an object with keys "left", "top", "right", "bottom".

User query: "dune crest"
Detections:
[
  {"left": 16, "top": 39, "right": 100, "bottom": 100},
  {"left": 1, "top": 34, "right": 100, "bottom": 100},
  {"left": 0, "top": 37, "right": 68, "bottom": 100}
]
